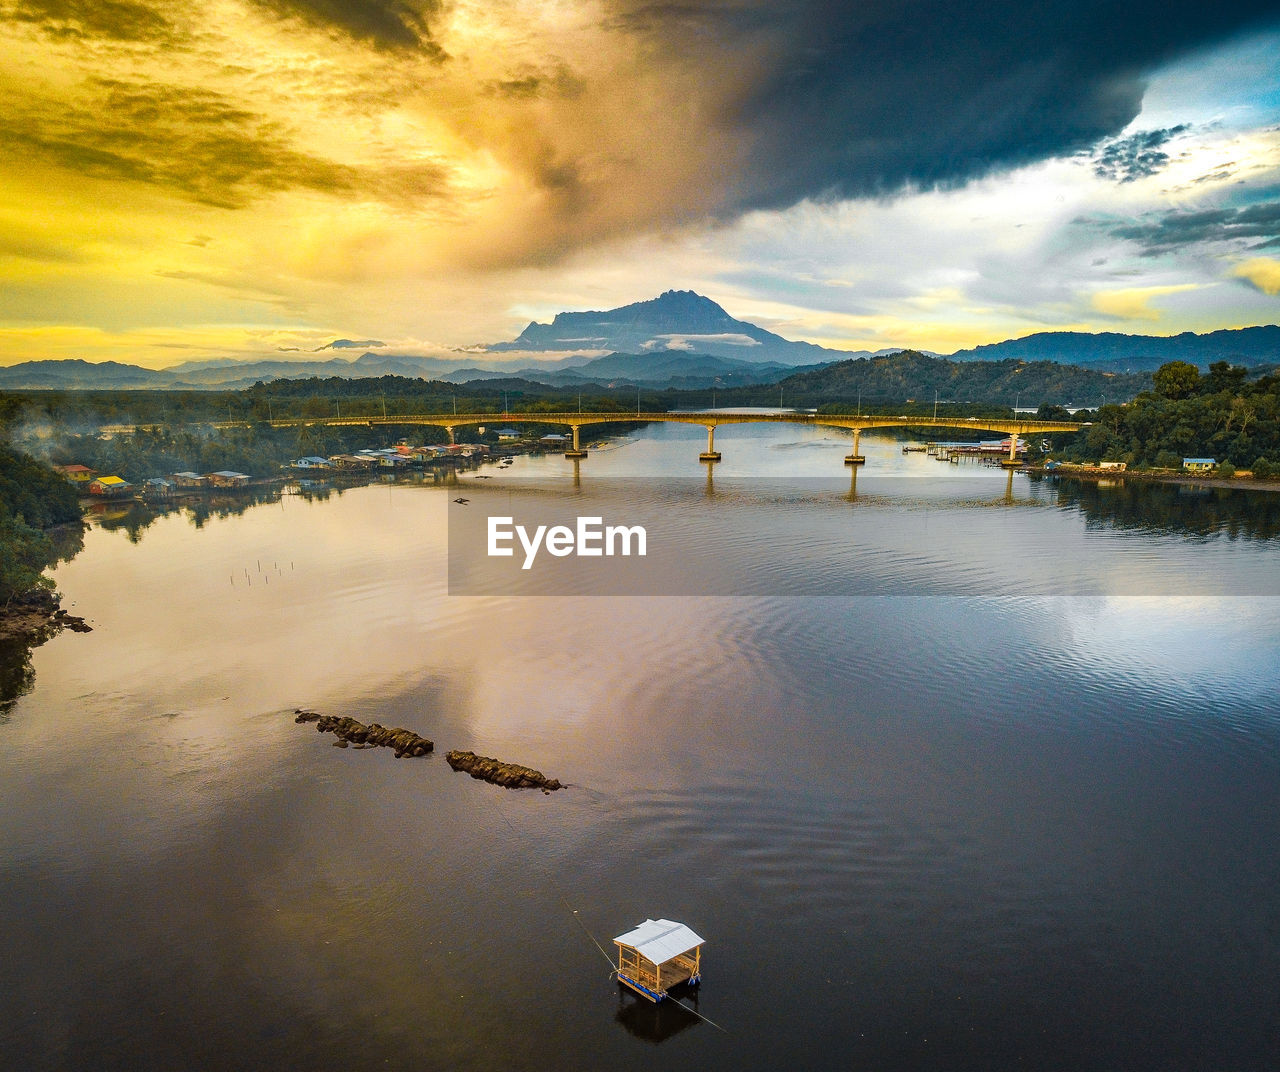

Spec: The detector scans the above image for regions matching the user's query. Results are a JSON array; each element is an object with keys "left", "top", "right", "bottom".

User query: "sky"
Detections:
[{"left": 2, "top": 0, "right": 1280, "bottom": 369}]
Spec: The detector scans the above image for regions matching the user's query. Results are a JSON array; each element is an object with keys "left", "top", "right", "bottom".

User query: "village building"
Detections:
[
  {"left": 292, "top": 456, "right": 332, "bottom": 470},
  {"left": 205, "top": 471, "right": 251, "bottom": 488},
  {"left": 88, "top": 475, "right": 132, "bottom": 497},
  {"left": 55, "top": 463, "right": 95, "bottom": 484},
  {"left": 328, "top": 454, "right": 378, "bottom": 471},
  {"left": 449, "top": 443, "right": 489, "bottom": 458},
  {"left": 1183, "top": 458, "right": 1216, "bottom": 472},
  {"left": 142, "top": 478, "right": 178, "bottom": 499}
]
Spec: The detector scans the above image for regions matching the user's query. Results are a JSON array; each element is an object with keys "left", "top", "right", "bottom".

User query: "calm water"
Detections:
[{"left": 4, "top": 423, "right": 1280, "bottom": 1071}]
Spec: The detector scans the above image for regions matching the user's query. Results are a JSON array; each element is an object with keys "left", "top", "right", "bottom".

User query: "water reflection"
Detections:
[
  {"left": 7, "top": 426, "right": 1280, "bottom": 1072},
  {"left": 0, "top": 637, "right": 36, "bottom": 717},
  {"left": 0, "top": 523, "right": 86, "bottom": 714},
  {"left": 614, "top": 989, "right": 702, "bottom": 1043},
  {"left": 68, "top": 462, "right": 1280, "bottom": 551},
  {"left": 1041, "top": 475, "right": 1280, "bottom": 540}
]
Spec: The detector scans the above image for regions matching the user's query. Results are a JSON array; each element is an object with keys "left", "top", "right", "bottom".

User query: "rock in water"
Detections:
[
  {"left": 294, "top": 709, "right": 433, "bottom": 757},
  {"left": 445, "top": 750, "right": 562, "bottom": 791}
]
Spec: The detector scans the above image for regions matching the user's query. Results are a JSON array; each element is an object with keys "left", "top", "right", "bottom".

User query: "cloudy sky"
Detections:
[{"left": 2, "top": 0, "right": 1280, "bottom": 367}]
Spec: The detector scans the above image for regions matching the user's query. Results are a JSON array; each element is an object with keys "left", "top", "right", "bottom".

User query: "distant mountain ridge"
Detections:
[
  {"left": 950, "top": 326, "right": 1280, "bottom": 371},
  {"left": 0, "top": 290, "right": 1276, "bottom": 390}
]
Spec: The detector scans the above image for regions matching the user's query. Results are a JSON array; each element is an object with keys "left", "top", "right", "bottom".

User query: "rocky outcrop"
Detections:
[
  {"left": 445, "top": 750, "right": 562, "bottom": 791},
  {"left": 294, "top": 709, "right": 433, "bottom": 757},
  {"left": 51, "top": 607, "right": 92, "bottom": 632},
  {"left": 0, "top": 589, "right": 91, "bottom": 644}
]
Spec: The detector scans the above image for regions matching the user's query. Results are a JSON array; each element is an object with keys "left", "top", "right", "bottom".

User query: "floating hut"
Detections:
[{"left": 613, "top": 919, "right": 704, "bottom": 1003}]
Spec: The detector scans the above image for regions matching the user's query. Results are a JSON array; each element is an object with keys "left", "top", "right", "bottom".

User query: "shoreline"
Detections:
[
  {"left": 1030, "top": 466, "right": 1280, "bottom": 493},
  {"left": 0, "top": 588, "right": 91, "bottom": 646}
]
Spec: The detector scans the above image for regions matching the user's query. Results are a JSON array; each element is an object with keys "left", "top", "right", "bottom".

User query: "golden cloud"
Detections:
[
  {"left": 1232, "top": 257, "right": 1280, "bottom": 296},
  {"left": 1089, "top": 284, "right": 1200, "bottom": 322}
]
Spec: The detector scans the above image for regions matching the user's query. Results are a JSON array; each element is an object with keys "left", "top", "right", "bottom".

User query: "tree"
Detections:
[
  {"left": 0, "top": 517, "right": 54, "bottom": 606},
  {"left": 1037, "top": 403, "right": 1072, "bottom": 421},
  {"left": 1152, "top": 360, "right": 1200, "bottom": 400},
  {"left": 1253, "top": 457, "right": 1274, "bottom": 480},
  {"left": 1206, "top": 361, "right": 1247, "bottom": 395}
]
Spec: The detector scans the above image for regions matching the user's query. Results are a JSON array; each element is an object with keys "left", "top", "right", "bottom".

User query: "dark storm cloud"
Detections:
[
  {"left": 0, "top": 78, "right": 451, "bottom": 209},
  {"left": 1, "top": 0, "right": 176, "bottom": 42},
  {"left": 247, "top": 0, "right": 444, "bottom": 56},
  {"left": 1109, "top": 201, "right": 1280, "bottom": 252},
  {"left": 1092, "top": 125, "right": 1191, "bottom": 183},
  {"left": 603, "top": 0, "right": 1280, "bottom": 214}
]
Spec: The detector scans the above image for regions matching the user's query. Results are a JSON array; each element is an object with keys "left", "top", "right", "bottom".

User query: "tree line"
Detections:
[
  {"left": 1042, "top": 361, "right": 1280, "bottom": 474},
  {"left": 0, "top": 445, "right": 82, "bottom": 605}
]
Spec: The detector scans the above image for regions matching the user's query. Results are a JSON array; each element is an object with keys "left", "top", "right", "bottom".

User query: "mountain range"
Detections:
[
  {"left": 0, "top": 290, "right": 1276, "bottom": 391},
  {"left": 949, "top": 325, "right": 1280, "bottom": 372}
]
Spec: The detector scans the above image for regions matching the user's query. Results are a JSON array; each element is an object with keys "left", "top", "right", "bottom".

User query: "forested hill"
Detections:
[
  {"left": 949, "top": 325, "right": 1280, "bottom": 371},
  {"left": 771, "top": 351, "right": 1151, "bottom": 407}
]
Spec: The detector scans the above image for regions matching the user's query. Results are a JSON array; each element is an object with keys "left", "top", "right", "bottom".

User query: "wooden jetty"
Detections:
[{"left": 613, "top": 919, "right": 704, "bottom": 1003}]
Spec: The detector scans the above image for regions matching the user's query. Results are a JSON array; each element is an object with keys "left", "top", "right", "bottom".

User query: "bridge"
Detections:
[{"left": 259, "top": 411, "right": 1086, "bottom": 466}]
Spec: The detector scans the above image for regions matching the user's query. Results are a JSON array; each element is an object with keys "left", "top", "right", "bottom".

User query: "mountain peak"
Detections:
[
  {"left": 652, "top": 289, "right": 725, "bottom": 310},
  {"left": 488, "top": 290, "right": 829, "bottom": 365}
]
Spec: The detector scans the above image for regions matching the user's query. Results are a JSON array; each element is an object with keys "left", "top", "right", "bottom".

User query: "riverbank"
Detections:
[
  {"left": 0, "top": 588, "right": 91, "bottom": 646},
  {"left": 1031, "top": 465, "right": 1280, "bottom": 493}
]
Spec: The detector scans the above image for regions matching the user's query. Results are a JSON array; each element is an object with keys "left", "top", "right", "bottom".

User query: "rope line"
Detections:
[
  {"left": 485, "top": 790, "right": 617, "bottom": 970},
  {"left": 484, "top": 788, "right": 727, "bottom": 1033},
  {"left": 669, "top": 997, "right": 727, "bottom": 1033}
]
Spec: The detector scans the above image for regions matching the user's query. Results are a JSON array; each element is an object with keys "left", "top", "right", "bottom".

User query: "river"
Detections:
[{"left": 3, "top": 421, "right": 1279, "bottom": 1071}]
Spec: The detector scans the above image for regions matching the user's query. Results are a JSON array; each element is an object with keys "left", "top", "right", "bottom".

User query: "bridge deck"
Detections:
[{"left": 252, "top": 412, "right": 1083, "bottom": 436}]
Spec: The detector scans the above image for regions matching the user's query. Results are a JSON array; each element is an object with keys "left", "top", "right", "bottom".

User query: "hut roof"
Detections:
[{"left": 613, "top": 919, "right": 704, "bottom": 964}]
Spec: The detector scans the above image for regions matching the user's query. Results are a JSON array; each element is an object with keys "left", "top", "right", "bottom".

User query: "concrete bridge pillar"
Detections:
[
  {"left": 565, "top": 424, "right": 589, "bottom": 459},
  {"left": 1000, "top": 427, "right": 1021, "bottom": 468},
  {"left": 446, "top": 425, "right": 456, "bottom": 445},
  {"left": 699, "top": 424, "right": 721, "bottom": 462},
  {"left": 845, "top": 428, "right": 865, "bottom": 466}
]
